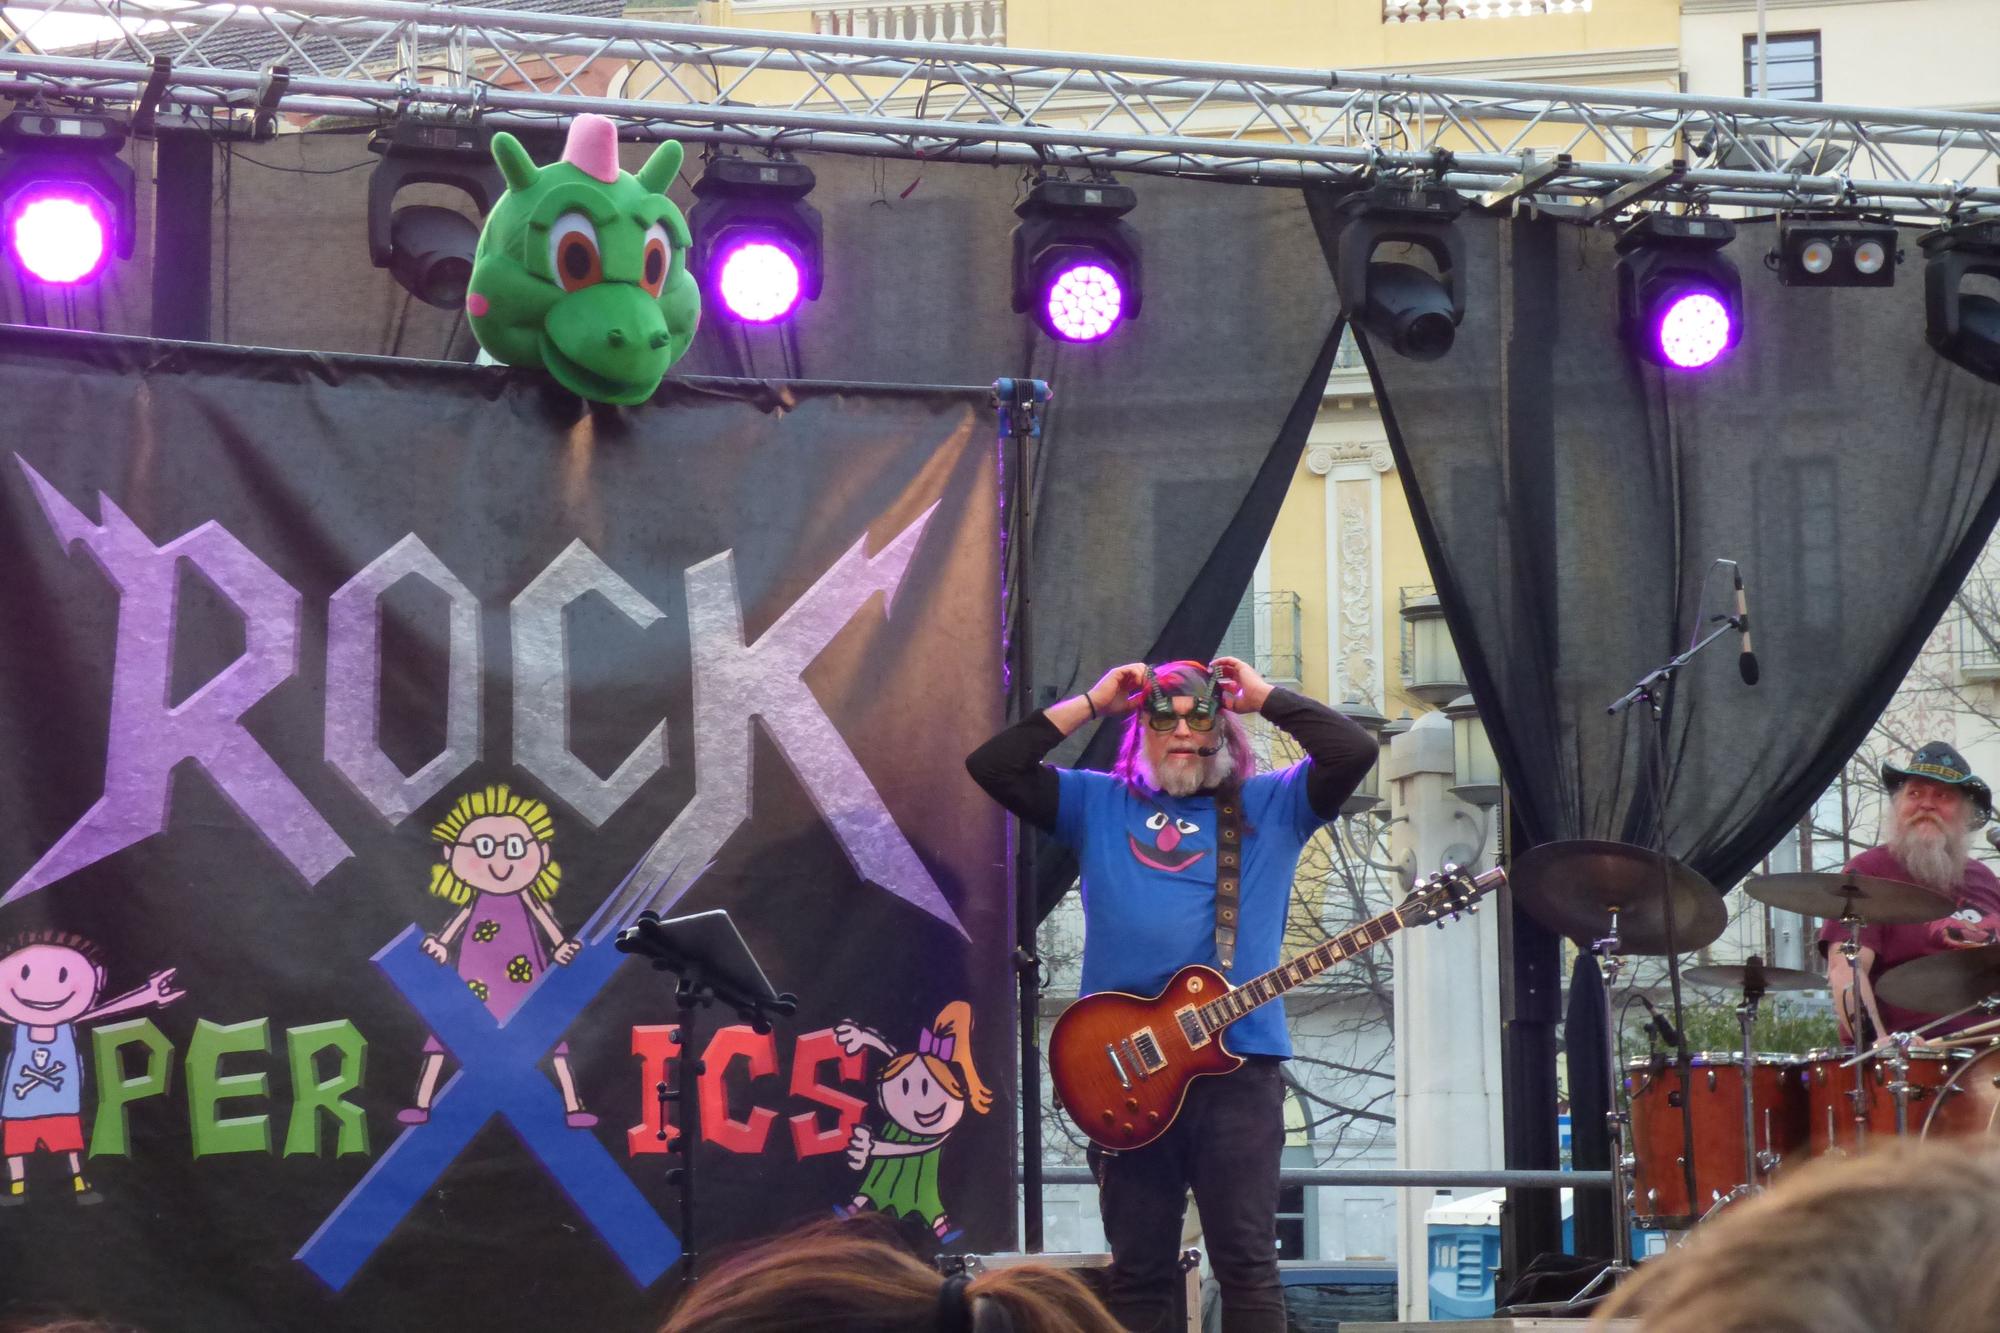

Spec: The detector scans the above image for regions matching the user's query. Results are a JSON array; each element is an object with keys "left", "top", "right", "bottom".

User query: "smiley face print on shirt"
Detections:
[{"left": 1127, "top": 809, "right": 1208, "bottom": 873}]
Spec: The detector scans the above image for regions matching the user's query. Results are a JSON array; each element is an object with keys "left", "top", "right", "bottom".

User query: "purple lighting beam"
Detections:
[
  {"left": 1655, "top": 288, "right": 1735, "bottom": 370},
  {"left": 1043, "top": 261, "right": 1126, "bottom": 343},
  {"left": 715, "top": 236, "right": 804, "bottom": 323},
  {"left": 9, "top": 189, "right": 110, "bottom": 285}
]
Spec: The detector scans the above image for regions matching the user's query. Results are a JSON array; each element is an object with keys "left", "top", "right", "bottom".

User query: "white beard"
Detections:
[
  {"left": 1886, "top": 808, "right": 1970, "bottom": 895},
  {"left": 1142, "top": 743, "right": 1235, "bottom": 798}
]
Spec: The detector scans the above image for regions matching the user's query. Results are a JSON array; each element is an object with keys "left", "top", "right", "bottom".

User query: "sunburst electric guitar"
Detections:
[{"left": 1049, "top": 864, "right": 1505, "bottom": 1151}]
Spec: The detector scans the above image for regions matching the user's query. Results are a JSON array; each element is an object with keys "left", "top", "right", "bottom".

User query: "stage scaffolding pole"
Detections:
[{"left": 996, "top": 377, "right": 1051, "bottom": 1252}]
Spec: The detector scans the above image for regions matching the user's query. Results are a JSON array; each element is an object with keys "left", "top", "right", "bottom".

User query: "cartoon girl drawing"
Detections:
[
  {"left": 834, "top": 1001, "right": 992, "bottom": 1241},
  {"left": 400, "top": 783, "right": 596, "bottom": 1128}
]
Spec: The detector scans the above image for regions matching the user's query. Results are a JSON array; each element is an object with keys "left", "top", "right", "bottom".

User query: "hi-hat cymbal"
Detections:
[
  {"left": 1509, "top": 839, "right": 1726, "bottom": 955},
  {"left": 1682, "top": 962, "right": 1822, "bottom": 994},
  {"left": 1874, "top": 944, "right": 2000, "bottom": 1016},
  {"left": 1743, "top": 872, "right": 1952, "bottom": 926}
]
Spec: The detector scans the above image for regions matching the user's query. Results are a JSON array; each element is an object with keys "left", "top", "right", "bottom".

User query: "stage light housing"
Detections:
[
  {"left": 367, "top": 119, "right": 503, "bottom": 310},
  {"left": 1922, "top": 220, "right": 2000, "bottom": 386},
  {"left": 1776, "top": 219, "right": 1899, "bottom": 288},
  {"left": 689, "top": 155, "right": 823, "bottom": 324},
  {"left": 1332, "top": 182, "right": 1467, "bottom": 363},
  {"left": 0, "top": 109, "right": 136, "bottom": 286},
  {"left": 1616, "top": 213, "right": 1744, "bottom": 371},
  {"left": 1011, "top": 176, "right": 1143, "bottom": 343}
]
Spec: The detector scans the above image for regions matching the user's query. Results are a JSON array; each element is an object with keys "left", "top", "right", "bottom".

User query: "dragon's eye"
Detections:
[
  {"left": 640, "top": 222, "right": 672, "bottom": 298},
  {"left": 549, "top": 213, "right": 603, "bottom": 292}
]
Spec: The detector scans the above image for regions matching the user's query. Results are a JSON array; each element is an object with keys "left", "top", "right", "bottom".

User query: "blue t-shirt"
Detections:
[{"left": 1053, "top": 763, "right": 1325, "bottom": 1058}]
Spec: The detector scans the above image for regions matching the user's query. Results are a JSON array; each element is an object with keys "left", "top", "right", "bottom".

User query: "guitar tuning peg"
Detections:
[
  {"left": 1442, "top": 862, "right": 1459, "bottom": 875},
  {"left": 1467, "top": 903, "right": 1479, "bottom": 913}
]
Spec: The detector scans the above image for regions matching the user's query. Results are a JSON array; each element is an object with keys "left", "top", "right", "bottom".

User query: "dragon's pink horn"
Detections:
[{"left": 561, "top": 114, "right": 621, "bottom": 184}]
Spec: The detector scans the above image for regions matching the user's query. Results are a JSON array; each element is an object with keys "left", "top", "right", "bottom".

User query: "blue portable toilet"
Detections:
[
  {"left": 1424, "top": 1189, "right": 1574, "bottom": 1320},
  {"left": 1424, "top": 1190, "right": 1667, "bottom": 1320}
]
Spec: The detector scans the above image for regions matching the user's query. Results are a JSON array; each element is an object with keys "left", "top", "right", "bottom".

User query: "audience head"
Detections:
[
  {"left": 1594, "top": 1141, "right": 2000, "bottom": 1332},
  {"left": 658, "top": 1217, "right": 1124, "bottom": 1333}
]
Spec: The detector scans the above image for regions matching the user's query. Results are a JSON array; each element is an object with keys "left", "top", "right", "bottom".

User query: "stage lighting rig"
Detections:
[
  {"left": 1332, "top": 181, "right": 1466, "bottom": 363},
  {"left": 1615, "top": 213, "right": 1744, "bottom": 371},
  {"left": 0, "top": 108, "right": 136, "bottom": 286},
  {"left": 367, "top": 118, "right": 503, "bottom": 310},
  {"left": 1922, "top": 219, "right": 2000, "bottom": 386},
  {"left": 1774, "top": 218, "right": 1898, "bottom": 288},
  {"left": 1010, "top": 175, "right": 1143, "bottom": 343},
  {"left": 689, "top": 153, "right": 823, "bottom": 324}
]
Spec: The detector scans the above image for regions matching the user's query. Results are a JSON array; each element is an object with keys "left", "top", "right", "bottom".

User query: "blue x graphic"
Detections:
[{"left": 296, "top": 927, "right": 680, "bottom": 1290}]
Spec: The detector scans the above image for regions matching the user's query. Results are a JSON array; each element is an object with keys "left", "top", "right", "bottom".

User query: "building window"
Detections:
[{"left": 1743, "top": 31, "right": 1821, "bottom": 101}]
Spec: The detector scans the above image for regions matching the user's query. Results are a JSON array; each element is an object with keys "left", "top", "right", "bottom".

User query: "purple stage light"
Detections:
[
  {"left": 1655, "top": 288, "right": 1734, "bottom": 370},
  {"left": 1043, "top": 261, "right": 1125, "bottom": 342},
  {"left": 9, "top": 189, "right": 109, "bottom": 285},
  {"left": 714, "top": 237, "right": 804, "bottom": 323}
]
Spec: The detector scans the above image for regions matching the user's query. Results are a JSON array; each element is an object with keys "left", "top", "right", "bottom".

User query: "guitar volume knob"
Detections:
[{"left": 1125, "top": 1098, "right": 1139, "bottom": 1111}]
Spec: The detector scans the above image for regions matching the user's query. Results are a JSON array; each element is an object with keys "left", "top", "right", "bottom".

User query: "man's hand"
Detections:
[
  {"left": 846, "top": 1124, "right": 875, "bottom": 1171},
  {"left": 1211, "top": 656, "right": 1273, "bottom": 713},
  {"left": 1087, "top": 663, "right": 1149, "bottom": 718}
]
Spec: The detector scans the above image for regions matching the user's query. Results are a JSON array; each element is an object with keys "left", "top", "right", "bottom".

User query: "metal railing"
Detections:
[
  {"left": 1217, "top": 590, "right": 1303, "bottom": 685},
  {"left": 1039, "top": 1165, "right": 1609, "bottom": 1189}
]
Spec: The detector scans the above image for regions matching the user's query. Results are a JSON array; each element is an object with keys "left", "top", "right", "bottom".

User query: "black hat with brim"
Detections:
[{"left": 1882, "top": 741, "right": 1994, "bottom": 824}]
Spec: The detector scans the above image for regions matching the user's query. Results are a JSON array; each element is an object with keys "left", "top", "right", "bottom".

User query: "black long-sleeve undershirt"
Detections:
[{"left": 964, "top": 687, "right": 1377, "bottom": 832}]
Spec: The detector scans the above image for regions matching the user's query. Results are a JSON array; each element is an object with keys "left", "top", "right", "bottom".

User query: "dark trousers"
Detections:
[{"left": 1087, "top": 1058, "right": 1286, "bottom": 1333}]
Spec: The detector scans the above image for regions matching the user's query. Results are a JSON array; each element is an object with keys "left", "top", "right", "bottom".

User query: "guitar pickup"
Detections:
[
  {"left": 1174, "top": 1006, "right": 1211, "bottom": 1050},
  {"left": 1131, "top": 1029, "right": 1167, "bottom": 1073}
]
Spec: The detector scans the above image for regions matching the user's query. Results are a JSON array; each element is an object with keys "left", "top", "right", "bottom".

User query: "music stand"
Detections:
[{"left": 616, "top": 909, "right": 798, "bottom": 1288}]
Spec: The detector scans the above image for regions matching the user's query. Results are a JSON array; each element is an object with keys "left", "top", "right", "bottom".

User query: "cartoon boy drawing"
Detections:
[
  {"left": 401, "top": 784, "right": 596, "bottom": 1128},
  {"left": 0, "top": 931, "right": 182, "bottom": 1204},
  {"left": 834, "top": 1001, "right": 992, "bottom": 1242}
]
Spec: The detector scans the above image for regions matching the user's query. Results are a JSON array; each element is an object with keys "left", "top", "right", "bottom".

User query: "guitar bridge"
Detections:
[{"left": 1174, "top": 1006, "right": 1211, "bottom": 1050}]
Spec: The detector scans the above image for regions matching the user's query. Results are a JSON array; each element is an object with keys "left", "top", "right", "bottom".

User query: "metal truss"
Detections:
[{"left": 4, "top": 0, "right": 2000, "bottom": 218}]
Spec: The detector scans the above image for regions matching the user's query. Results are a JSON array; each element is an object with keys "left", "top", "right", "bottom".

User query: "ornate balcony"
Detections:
[
  {"left": 1384, "top": 0, "right": 1591, "bottom": 20},
  {"left": 735, "top": 1, "right": 1006, "bottom": 45}
]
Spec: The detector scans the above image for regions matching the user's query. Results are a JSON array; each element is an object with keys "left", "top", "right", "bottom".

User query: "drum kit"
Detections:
[{"left": 1511, "top": 842, "right": 2000, "bottom": 1271}]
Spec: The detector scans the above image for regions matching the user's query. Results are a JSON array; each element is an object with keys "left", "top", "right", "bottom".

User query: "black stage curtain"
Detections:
[{"left": 1330, "top": 207, "right": 2000, "bottom": 1257}]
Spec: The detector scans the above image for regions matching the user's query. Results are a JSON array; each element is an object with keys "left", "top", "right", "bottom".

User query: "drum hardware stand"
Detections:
[
  {"left": 1703, "top": 957, "right": 1776, "bottom": 1218},
  {"left": 1563, "top": 909, "right": 1639, "bottom": 1306},
  {"left": 1834, "top": 910, "right": 1873, "bottom": 1146}
]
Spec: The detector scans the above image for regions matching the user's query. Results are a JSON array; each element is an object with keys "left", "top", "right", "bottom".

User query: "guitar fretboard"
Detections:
[{"left": 1193, "top": 904, "right": 1412, "bottom": 1032}]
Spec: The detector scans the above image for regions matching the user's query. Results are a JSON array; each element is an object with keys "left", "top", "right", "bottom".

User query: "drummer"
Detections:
[{"left": 1821, "top": 742, "right": 2000, "bottom": 1044}]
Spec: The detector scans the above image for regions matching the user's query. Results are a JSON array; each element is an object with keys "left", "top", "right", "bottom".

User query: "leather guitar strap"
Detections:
[{"left": 1213, "top": 779, "right": 1243, "bottom": 971}]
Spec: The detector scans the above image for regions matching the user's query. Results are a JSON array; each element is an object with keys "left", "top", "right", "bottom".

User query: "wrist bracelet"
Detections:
[{"left": 1085, "top": 693, "right": 1098, "bottom": 718}]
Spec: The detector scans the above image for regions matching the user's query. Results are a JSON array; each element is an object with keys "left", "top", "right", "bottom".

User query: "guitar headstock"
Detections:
[{"left": 1403, "top": 863, "right": 1506, "bottom": 929}]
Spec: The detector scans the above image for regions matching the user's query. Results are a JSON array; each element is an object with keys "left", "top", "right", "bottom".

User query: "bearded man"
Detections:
[
  {"left": 1821, "top": 742, "right": 2000, "bottom": 1043},
  {"left": 966, "top": 657, "right": 1374, "bottom": 1333}
]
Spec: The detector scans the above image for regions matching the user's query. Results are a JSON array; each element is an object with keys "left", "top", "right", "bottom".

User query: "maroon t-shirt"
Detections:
[{"left": 1815, "top": 845, "right": 2000, "bottom": 1036}]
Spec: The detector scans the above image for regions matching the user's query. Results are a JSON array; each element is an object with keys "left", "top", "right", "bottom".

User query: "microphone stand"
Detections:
[
  {"left": 1577, "top": 605, "right": 1746, "bottom": 1298},
  {"left": 616, "top": 910, "right": 798, "bottom": 1290}
]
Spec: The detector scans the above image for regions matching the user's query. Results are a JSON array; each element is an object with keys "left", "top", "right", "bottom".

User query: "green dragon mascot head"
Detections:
[{"left": 467, "top": 115, "right": 700, "bottom": 405}]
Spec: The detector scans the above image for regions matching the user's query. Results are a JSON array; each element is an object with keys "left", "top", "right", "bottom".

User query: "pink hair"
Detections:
[{"left": 1109, "top": 660, "right": 1256, "bottom": 796}]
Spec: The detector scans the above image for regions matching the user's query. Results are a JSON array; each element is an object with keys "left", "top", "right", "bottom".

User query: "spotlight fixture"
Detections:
[
  {"left": 688, "top": 154, "right": 823, "bottom": 324},
  {"left": 1775, "top": 218, "right": 1898, "bottom": 288},
  {"left": 1922, "top": 219, "right": 2000, "bottom": 386},
  {"left": 1010, "top": 176, "right": 1143, "bottom": 343},
  {"left": 367, "top": 118, "right": 503, "bottom": 310},
  {"left": 0, "top": 108, "right": 136, "bottom": 286},
  {"left": 1615, "top": 212, "right": 1744, "bottom": 371},
  {"left": 1332, "top": 181, "right": 1467, "bottom": 363}
]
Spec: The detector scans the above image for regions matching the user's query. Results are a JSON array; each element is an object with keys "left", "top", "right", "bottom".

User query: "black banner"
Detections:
[{"left": 0, "top": 328, "right": 1010, "bottom": 1332}]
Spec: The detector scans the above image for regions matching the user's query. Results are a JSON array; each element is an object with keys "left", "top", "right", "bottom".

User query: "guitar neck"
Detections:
[{"left": 1192, "top": 867, "right": 1504, "bottom": 1033}]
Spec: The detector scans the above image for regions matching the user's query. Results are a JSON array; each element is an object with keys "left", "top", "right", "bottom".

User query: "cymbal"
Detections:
[
  {"left": 1682, "top": 962, "right": 1822, "bottom": 994},
  {"left": 1874, "top": 944, "right": 2000, "bottom": 1016},
  {"left": 1743, "top": 872, "right": 1952, "bottom": 926},
  {"left": 1509, "top": 839, "right": 1726, "bottom": 955}
]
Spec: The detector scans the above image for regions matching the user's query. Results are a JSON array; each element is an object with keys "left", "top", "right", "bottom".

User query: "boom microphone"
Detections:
[
  {"left": 1637, "top": 995, "right": 1683, "bottom": 1049},
  {"left": 1734, "top": 568, "right": 1760, "bottom": 686}
]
